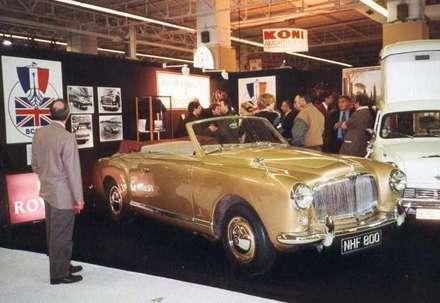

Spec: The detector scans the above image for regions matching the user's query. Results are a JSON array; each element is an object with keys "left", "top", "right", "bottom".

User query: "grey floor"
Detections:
[{"left": 0, "top": 247, "right": 280, "bottom": 303}]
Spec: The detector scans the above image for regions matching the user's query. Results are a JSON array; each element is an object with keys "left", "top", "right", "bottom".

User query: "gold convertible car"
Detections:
[{"left": 93, "top": 116, "right": 407, "bottom": 274}]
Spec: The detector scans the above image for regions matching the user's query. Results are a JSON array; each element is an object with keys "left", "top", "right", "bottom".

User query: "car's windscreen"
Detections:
[
  {"left": 380, "top": 111, "right": 440, "bottom": 139},
  {"left": 191, "top": 117, "right": 286, "bottom": 154}
]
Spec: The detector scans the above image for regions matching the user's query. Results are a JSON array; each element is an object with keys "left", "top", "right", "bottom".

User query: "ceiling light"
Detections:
[
  {"left": 2, "top": 39, "right": 12, "bottom": 46},
  {"left": 360, "top": 0, "right": 389, "bottom": 18},
  {"left": 54, "top": 0, "right": 196, "bottom": 32},
  {"left": 202, "top": 68, "right": 229, "bottom": 80},
  {"left": 139, "top": 53, "right": 193, "bottom": 64},
  {"left": 181, "top": 64, "right": 190, "bottom": 76},
  {"left": 97, "top": 47, "right": 125, "bottom": 54}
]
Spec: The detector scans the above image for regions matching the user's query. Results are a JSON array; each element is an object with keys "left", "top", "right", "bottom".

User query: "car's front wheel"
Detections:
[
  {"left": 221, "top": 204, "right": 276, "bottom": 275},
  {"left": 104, "top": 178, "right": 126, "bottom": 221}
]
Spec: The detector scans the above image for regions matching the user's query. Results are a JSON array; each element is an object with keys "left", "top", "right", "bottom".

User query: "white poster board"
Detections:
[
  {"left": 238, "top": 75, "right": 276, "bottom": 108},
  {"left": 156, "top": 71, "right": 210, "bottom": 109},
  {"left": 1, "top": 56, "right": 63, "bottom": 144}
]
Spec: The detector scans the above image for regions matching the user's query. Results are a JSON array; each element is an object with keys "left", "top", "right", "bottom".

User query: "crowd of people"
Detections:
[{"left": 177, "top": 87, "right": 376, "bottom": 157}]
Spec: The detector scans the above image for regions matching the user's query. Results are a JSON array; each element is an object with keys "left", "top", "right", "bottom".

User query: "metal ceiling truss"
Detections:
[
  {"left": 0, "top": 0, "right": 384, "bottom": 66},
  {"left": 0, "top": 0, "right": 195, "bottom": 59}
]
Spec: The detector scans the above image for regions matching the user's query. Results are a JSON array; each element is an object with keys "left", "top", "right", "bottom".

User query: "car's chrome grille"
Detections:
[
  {"left": 313, "top": 175, "right": 378, "bottom": 221},
  {"left": 403, "top": 188, "right": 440, "bottom": 201}
]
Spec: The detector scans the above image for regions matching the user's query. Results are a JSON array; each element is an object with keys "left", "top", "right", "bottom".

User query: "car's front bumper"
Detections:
[
  {"left": 276, "top": 209, "right": 405, "bottom": 247},
  {"left": 101, "top": 102, "right": 119, "bottom": 109}
]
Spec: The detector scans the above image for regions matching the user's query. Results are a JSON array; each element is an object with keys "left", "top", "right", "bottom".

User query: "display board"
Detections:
[
  {"left": 238, "top": 75, "right": 276, "bottom": 107},
  {"left": 342, "top": 66, "right": 381, "bottom": 105},
  {"left": 1, "top": 56, "right": 63, "bottom": 144},
  {"left": 6, "top": 172, "right": 45, "bottom": 224},
  {"left": 156, "top": 71, "right": 210, "bottom": 109}
]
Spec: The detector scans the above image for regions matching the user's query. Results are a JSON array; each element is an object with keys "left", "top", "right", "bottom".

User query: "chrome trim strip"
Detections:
[
  {"left": 129, "top": 201, "right": 213, "bottom": 228},
  {"left": 277, "top": 212, "right": 398, "bottom": 245}
]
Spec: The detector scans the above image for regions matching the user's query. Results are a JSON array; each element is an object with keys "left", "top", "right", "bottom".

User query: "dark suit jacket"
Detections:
[
  {"left": 315, "top": 103, "right": 327, "bottom": 118},
  {"left": 339, "top": 108, "right": 374, "bottom": 157},
  {"left": 324, "top": 109, "right": 353, "bottom": 153},
  {"left": 280, "top": 110, "right": 297, "bottom": 139}
]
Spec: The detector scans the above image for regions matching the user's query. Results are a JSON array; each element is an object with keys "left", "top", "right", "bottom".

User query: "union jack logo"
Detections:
[
  {"left": 15, "top": 96, "right": 53, "bottom": 127},
  {"left": 14, "top": 62, "right": 54, "bottom": 128}
]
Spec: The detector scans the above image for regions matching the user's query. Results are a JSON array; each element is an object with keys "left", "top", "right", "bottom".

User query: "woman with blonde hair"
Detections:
[{"left": 254, "top": 93, "right": 281, "bottom": 126}]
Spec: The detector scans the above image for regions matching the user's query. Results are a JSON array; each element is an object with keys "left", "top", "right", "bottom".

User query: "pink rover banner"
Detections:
[{"left": 6, "top": 173, "right": 45, "bottom": 224}]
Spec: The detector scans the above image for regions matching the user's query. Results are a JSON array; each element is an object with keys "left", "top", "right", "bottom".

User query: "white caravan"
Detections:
[{"left": 369, "top": 40, "right": 440, "bottom": 220}]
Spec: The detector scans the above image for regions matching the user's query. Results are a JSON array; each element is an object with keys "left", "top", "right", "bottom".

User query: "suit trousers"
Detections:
[{"left": 44, "top": 201, "right": 75, "bottom": 280}]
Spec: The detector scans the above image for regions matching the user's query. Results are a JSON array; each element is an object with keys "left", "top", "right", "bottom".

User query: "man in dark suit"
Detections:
[
  {"left": 315, "top": 90, "right": 336, "bottom": 119},
  {"left": 339, "top": 94, "right": 374, "bottom": 157},
  {"left": 279, "top": 99, "right": 297, "bottom": 140},
  {"left": 324, "top": 96, "right": 353, "bottom": 153},
  {"left": 32, "top": 99, "right": 84, "bottom": 285}
]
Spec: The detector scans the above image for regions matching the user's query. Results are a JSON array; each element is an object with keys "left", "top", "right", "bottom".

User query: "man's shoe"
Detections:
[
  {"left": 69, "top": 264, "right": 83, "bottom": 274},
  {"left": 50, "top": 274, "right": 83, "bottom": 285}
]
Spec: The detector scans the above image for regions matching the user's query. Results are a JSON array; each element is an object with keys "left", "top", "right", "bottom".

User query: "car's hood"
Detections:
[
  {"left": 381, "top": 141, "right": 440, "bottom": 188},
  {"left": 208, "top": 146, "right": 367, "bottom": 182}
]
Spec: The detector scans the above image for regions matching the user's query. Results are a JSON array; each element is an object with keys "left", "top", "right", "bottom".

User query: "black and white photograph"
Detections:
[
  {"left": 97, "top": 87, "right": 122, "bottom": 113},
  {"left": 67, "top": 86, "right": 94, "bottom": 114},
  {"left": 99, "top": 115, "right": 123, "bottom": 142},
  {"left": 70, "top": 114, "right": 93, "bottom": 149}
]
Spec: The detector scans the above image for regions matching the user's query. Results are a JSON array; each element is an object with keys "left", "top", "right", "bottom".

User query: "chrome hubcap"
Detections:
[
  {"left": 227, "top": 216, "right": 256, "bottom": 263},
  {"left": 109, "top": 185, "right": 122, "bottom": 215}
]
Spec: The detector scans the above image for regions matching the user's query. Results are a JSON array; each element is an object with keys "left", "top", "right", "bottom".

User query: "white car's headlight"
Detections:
[
  {"left": 389, "top": 169, "right": 407, "bottom": 192},
  {"left": 291, "top": 183, "right": 314, "bottom": 209}
]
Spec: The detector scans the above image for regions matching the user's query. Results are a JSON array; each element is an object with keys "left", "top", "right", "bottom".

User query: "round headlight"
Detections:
[
  {"left": 291, "top": 183, "right": 314, "bottom": 209},
  {"left": 389, "top": 169, "right": 407, "bottom": 192}
]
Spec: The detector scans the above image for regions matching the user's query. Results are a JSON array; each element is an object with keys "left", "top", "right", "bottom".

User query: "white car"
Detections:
[{"left": 369, "top": 40, "right": 440, "bottom": 220}]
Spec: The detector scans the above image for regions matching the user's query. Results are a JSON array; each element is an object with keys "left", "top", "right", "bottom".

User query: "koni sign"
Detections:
[{"left": 262, "top": 28, "right": 308, "bottom": 53}]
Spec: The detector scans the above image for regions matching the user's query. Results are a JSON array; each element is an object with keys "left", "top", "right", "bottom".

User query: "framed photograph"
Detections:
[
  {"left": 71, "top": 114, "right": 93, "bottom": 149},
  {"left": 99, "top": 115, "right": 123, "bottom": 142},
  {"left": 67, "top": 86, "right": 94, "bottom": 114},
  {"left": 97, "top": 87, "right": 122, "bottom": 114}
]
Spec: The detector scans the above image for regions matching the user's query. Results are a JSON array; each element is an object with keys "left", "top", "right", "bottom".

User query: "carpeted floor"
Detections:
[{"left": 0, "top": 247, "right": 280, "bottom": 303}]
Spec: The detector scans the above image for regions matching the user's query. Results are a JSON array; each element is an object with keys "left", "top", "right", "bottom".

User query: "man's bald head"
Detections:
[{"left": 50, "top": 99, "right": 69, "bottom": 121}]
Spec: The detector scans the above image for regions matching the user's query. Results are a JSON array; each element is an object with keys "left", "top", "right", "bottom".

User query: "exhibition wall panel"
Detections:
[{"left": 0, "top": 47, "right": 153, "bottom": 173}]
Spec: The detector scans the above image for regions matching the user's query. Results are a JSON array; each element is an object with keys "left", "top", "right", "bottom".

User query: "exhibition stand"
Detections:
[{"left": 0, "top": 46, "right": 342, "bottom": 228}]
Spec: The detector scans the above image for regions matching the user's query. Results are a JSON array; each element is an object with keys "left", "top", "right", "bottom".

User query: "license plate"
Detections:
[
  {"left": 341, "top": 230, "right": 382, "bottom": 255},
  {"left": 416, "top": 208, "right": 440, "bottom": 220}
]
